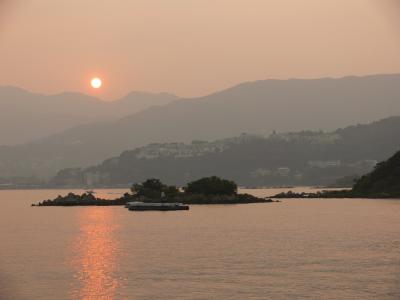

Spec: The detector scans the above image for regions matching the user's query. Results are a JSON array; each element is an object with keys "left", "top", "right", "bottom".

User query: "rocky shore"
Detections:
[
  {"left": 32, "top": 177, "right": 283, "bottom": 206},
  {"left": 32, "top": 192, "right": 279, "bottom": 207},
  {"left": 32, "top": 192, "right": 129, "bottom": 206}
]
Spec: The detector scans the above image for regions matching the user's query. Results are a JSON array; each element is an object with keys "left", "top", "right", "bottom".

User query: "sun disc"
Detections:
[{"left": 91, "top": 77, "right": 102, "bottom": 89}]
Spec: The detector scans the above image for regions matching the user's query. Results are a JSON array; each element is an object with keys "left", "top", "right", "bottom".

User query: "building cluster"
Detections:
[
  {"left": 134, "top": 134, "right": 262, "bottom": 160},
  {"left": 271, "top": 131, "right": 341, "bottom": 144},
  {"left": 250, "top": 159, "right": 378, "bottom": 180}
]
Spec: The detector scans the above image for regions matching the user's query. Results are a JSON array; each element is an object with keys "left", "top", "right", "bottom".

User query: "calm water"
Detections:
[{"left": 1, "top": 188, "right": 400, "bottom": 300}]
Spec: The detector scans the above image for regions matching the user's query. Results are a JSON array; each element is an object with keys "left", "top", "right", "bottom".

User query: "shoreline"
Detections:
[
  {"left": 0, "top": 185, "right": 334, "bottom": 191},
  {"left": 31, "top": 191, "right": 281, "bottom": 207}
]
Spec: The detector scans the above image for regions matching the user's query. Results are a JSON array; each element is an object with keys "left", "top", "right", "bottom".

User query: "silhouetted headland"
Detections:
[{"left": 273, "top": 150, "right": 400, "bottom": 199}]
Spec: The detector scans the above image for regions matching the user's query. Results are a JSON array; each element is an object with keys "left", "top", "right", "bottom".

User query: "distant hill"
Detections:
[
  {"left": 112, "top": 91, "right": 177, "bottom": 114},
  {"left": 1, "top": 74, "right": 400, "bottom": 178},
  {"left": 49, "top": 117, "right": 400, "bottom": 187},
  {"left": 0, "top": 86, "right": 177, "bottom": 145}
]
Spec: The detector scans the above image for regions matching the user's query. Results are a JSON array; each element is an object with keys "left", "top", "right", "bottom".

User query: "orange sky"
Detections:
[{"left": 0, "top": 0, "right": 399, "bottom": 99}]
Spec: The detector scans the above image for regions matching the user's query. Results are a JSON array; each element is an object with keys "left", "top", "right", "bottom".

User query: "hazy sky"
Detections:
[{"left": 0, "top": 0, "right": 399, "bottom": 99}]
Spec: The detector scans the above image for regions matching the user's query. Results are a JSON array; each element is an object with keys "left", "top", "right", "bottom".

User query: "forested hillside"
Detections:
[{"left": 50, "top": 117, "right": 400, "bottom": 187}]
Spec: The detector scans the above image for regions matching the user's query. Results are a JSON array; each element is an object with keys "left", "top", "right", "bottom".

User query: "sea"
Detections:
[{"left": 0, "top": 188, "right": 399, "bottom": 299}]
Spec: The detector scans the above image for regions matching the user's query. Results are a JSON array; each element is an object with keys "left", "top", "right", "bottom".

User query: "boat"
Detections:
[
  {"left": 126, "top": 201, "right": 189, "bottom": 211},
  {"left": 125, "top": 201, "right": 142, "bottom": 208}
]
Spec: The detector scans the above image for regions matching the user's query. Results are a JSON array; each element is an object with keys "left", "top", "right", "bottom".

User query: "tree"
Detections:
[
  {"left": 184, "top": 176, "right": 237, "bottom": 195},
  {"left": 131, "top": 178, "right": 180, "bottom": 199},
  {"left": 131, "top": 178, "right": 163, "bottom": 198},
  {"left": 164, "top": 185, "right": 180, "bottom": 198}
]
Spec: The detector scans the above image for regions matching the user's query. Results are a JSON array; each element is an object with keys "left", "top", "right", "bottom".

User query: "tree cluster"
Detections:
[
  {"left": 131, "top": 178, "right": 179, "bottom": 199},
  {"left": 130, "top": 176, "right": 238, "bottom": 199},
  {"left": 184, "top": 176, "right": 237, "bottom": 195}
]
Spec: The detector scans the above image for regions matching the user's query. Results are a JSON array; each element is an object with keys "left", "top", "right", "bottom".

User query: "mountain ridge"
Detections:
[
  {"left": 0, "top": 86, "right": 178, "bottom": 145},
  {"left": 1, "top": 74, "right": 400, "bottom": 177},
  {"left": 49, "top": 116, "right": 400, "bottom": 187}
]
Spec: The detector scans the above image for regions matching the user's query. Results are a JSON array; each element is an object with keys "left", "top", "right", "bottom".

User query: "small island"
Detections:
[
  {"left": 273, "top": 150, "right": 400, "bottom": 199},
  {"left": 33, "top": 176, "right": 278, "bottom": 206}
]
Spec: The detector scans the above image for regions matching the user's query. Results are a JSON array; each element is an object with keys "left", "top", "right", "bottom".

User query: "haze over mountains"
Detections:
[
  {"left": 1, "top": 74, "right": 400, "bottom": 178},
  {"left": 0, "top": 86, "right": 177, "bottom": 145},
  {"left": 50, "top": 116, "right": 400, "bottom": 188}
]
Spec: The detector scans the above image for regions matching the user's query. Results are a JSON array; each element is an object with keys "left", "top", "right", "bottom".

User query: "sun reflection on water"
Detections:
[{"left": 69, "top": 208, "right": 122, "bottom": 300}]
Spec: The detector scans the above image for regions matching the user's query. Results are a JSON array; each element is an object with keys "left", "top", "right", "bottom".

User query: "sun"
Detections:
[{"left": 90, "top": 77, "right": 102, "bottom": 89}]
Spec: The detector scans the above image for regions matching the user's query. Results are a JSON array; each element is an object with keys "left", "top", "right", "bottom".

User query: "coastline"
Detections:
[{"left": 31, "top": 191, "right": 280, "bottom": 207}]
